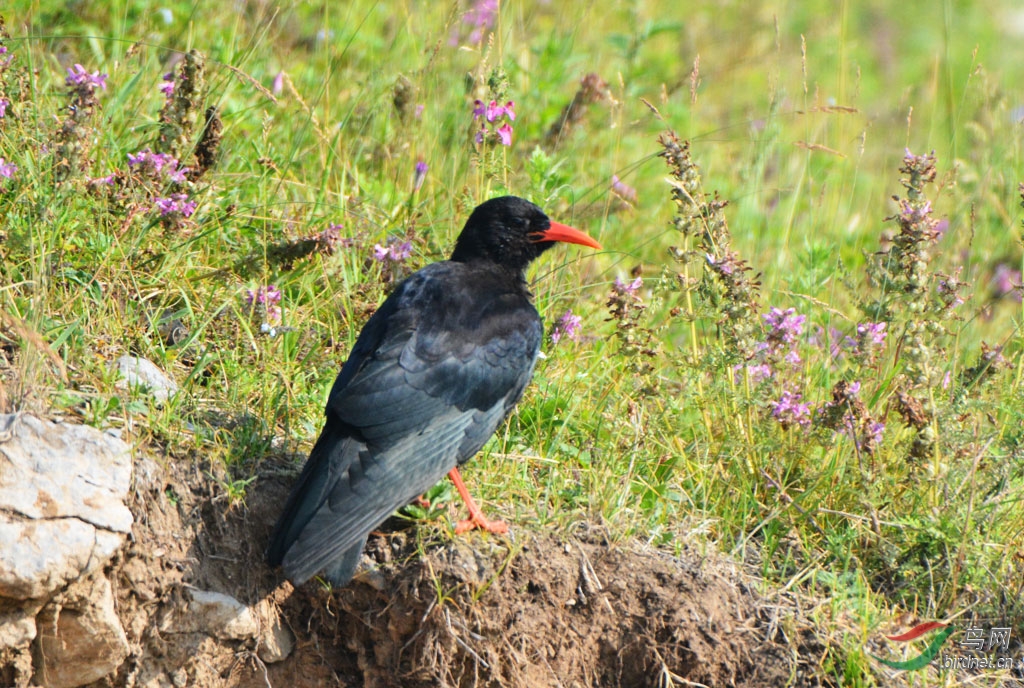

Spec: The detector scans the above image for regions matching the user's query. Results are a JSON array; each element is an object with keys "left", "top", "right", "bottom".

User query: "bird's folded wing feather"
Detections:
[{"left": 278, "top": 265, "right": 541, "bottom": 578}]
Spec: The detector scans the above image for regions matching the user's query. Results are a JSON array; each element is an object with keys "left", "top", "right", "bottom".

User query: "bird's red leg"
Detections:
[{"left": 447, "top": 468, "right": 508, "bottom": 535}]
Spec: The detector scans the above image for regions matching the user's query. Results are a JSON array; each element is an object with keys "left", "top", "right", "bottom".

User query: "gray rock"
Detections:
[
  {"left": 162, "top": 589, "right": 259, "bottom": 641},
  {"left": 0, "top": 414, "right": 133, "bottom": 602},
  {"left": 115, "top": 355, "right": 179, "bottom": 402},
  {"left": 0, "top": 515, "right": 124, "bottom": 600}
]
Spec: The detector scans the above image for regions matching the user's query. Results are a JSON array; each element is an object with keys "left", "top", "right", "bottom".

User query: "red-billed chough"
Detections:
[{"left": 267, "top": 195, "right": 601, "bottom": 586}]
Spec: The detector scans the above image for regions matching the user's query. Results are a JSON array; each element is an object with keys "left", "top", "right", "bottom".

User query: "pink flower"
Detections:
[
  {"left": 471, "top": 98, "right": 516, "bottom": 146},
  {"left": 496, "top": 122, "right": 513, "bottom": 146}
]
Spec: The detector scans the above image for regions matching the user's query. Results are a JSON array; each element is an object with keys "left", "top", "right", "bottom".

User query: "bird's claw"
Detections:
[{"left": 454, "top": 513, "right": 508, "bottom": 535}]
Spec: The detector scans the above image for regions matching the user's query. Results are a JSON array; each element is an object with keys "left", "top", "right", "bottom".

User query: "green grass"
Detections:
[{"left": 2, "top": 1, "right": 1023, "bottom": 685}]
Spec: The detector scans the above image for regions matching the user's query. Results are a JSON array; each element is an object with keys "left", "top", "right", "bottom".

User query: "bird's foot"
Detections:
[
  {"left": 446, "top": 466, "right": 509, "bottom": 536},
  {"left": 454, "top": 512, "right": 508, "bottom": 535}
]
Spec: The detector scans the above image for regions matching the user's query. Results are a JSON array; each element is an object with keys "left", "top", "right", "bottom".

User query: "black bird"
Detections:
[{"left": 267, "top": 196, "right": 601, "bottom": 586}]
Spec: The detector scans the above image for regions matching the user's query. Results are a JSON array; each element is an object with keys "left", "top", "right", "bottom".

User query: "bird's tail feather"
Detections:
[{"left": 266, "top": 418, "right": 351, "bottom": 574}]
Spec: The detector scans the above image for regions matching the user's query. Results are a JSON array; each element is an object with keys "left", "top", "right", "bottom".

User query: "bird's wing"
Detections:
[{"left": 275, "top": 264, "right": 541, "bottom": 582}]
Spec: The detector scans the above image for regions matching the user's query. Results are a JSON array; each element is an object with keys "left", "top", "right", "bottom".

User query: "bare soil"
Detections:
[{"left": 86, "top": 454, "right": 828, "bottom": 688}]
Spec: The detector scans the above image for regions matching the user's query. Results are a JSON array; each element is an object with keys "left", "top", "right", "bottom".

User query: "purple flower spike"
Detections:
[
  {"left": 413, "top": 160, "right": 428, "bottom": 191},
  {"left": 154, "top": 193, "right": 197, "bottom": 217},
  {"left": 66, "top": 63, "right": 108, "bottom": 90},
  {"left": 772, "top": 390, "right": 811, "bottom": 428},
  {"left": 551, "top": 310, "right": 582, "bottom": 345},
  {"left": 763, "top": 307, "right": 806, "bottom": 344},
  {"left": 857, "top": 322, "right": 887, "bottom": 347}
]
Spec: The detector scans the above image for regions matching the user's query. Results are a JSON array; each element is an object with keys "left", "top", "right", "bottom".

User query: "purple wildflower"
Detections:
[
  {"left": 857, "top": 322, "right": 887, "bottom": 347},
  {"left": 936, "top": 269, "right": 967, "bottom": 308},
  {"left": 390, "top": 241, "right": 412, "bottom": 262},
  {"left": 159, "top": 71, "right": 175, "bottom": 96},
  {"left": 868, "top": 422, "right": 885, "bottom": 446},
  {"left": 372, "top": 239, "right": 413, "bottom": 264},
  {"left": 613, "top": 276, "right": 643, "bottom": 296},
  {"left": 246, "top": 285, "right": 282, "bottom": 305},
  {"left": 485, "top": 100, "right": 505, "bottom": 122},
  {"left": 474, "top": 99, "right": 516, "bottom": 124},
  {"left": 0, "top": 98, "right": 7, "bottom": 118},
  {"left": 414, "top": 104, "right": 424, "bottom": 119},
  {"left": 771, "top": 390, "right": 811, "bottom": 428},
  {"left": 66, "top": 64, "right": 108, "bottom": 90},
  {"left": 246, "top": 285, "right": 282, "bottom": 323},
  {"left": 551, "top": 310, "right": 582, "bottom": 345},
  {"left": 0, "top": 158, "right": 16, "bottom": 179},
  {"left": 899, "top": 198, "right": 932, "bottom": 224},
  {"left": 413, "top": 160, "right": 428, "bottom": 192},
  {"left": 733, "top": 362, "right": 773, "bottom": 385},
  {"left": 450, "top": 0, "right": 498, "bottom": 45},
  {"left": 127, "top": 148, "right": 189, "bottom": 182},
  {"left": 471, "top": 98, "right": 516, "bottom": 147},
  {"left": 154, "top": 193, "right": 197, "bottom": 217},
  {"left": 705, "top": 253, "right": 733, "bottom": 275},
  {"left": 611, "top": 174, "right": 638, "bottom": 203},
  {"left": 272, "top": 71, "right": 285, "bottom": 96},
  {"left": 319, "top": 223, "right": 344, "bottom": 247},
  {"left": 763, "top": 307, "right": 805, "bottom": 345},
  {"left": 992, "top": 263, "right": 1022, "bottom": 301},
  {"left": 89, "top": 173, "right": 116, "bottom": 186}
]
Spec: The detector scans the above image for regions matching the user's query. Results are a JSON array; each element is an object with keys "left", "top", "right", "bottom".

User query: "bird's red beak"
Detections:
[{"left": 530, "top": 221, "right": 602, "bottom": 250}]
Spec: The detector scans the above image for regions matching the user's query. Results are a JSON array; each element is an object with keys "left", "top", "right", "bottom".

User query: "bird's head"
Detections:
[{"left": 450, "top": 196, "right": 601, "bottom": 271}]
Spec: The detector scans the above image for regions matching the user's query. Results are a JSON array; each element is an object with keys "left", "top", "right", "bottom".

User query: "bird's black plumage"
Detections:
[{"left": 266, "top": 196, "right": 600, "bottom": 586}]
